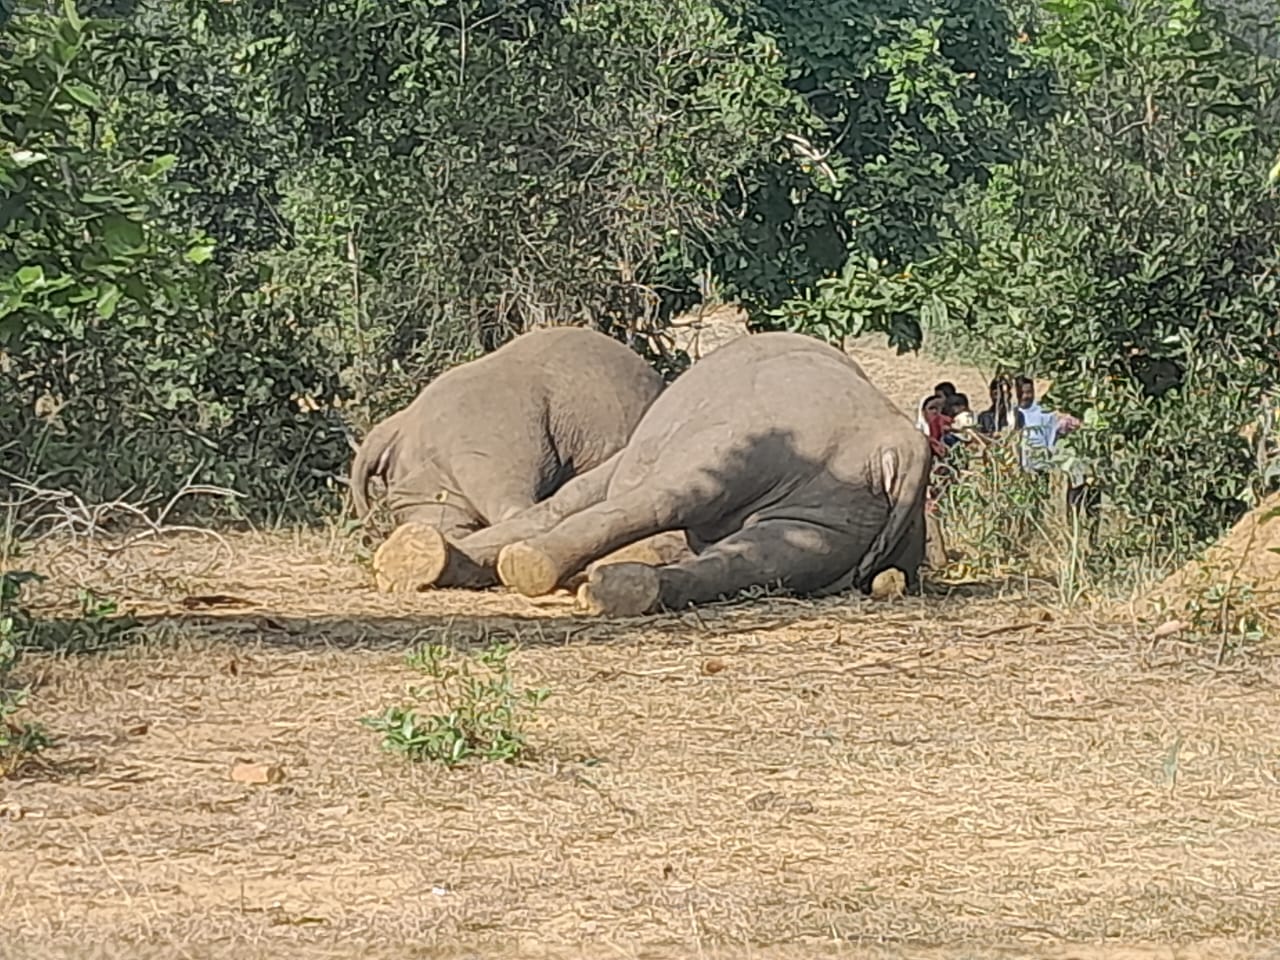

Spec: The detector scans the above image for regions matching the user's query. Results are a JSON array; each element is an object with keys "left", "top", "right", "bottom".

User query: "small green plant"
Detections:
[
  {"left": 69, "top": 587, "right": 137, "bottom": 651},
  {"left": 0, "top": 571, "right": 53, "bottom": 777},
  {"left": 361, "top": 641, "right": 550, "bottom": 767}
]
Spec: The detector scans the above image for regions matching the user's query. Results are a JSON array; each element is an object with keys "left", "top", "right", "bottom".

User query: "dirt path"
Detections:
[{"left": 4, "top": 532, "right": 1280, "bottom": 957}]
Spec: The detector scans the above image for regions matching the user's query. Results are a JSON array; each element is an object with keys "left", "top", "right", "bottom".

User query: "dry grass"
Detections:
[
  {"left": 15, "top": 943, "right": 1280, "bottom": 960},
  {"left": 3, "top": 525, "right": 1280, "bottom": 959}
]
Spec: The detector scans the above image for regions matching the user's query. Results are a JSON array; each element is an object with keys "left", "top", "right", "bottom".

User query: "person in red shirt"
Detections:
[{"left": 925, "top": 396, "right": 951, "bottom": 459}]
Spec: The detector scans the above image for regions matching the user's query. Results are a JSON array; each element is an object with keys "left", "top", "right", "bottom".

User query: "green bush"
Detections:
[
  {"left": 734, "top": 0, "right": 1052, "bottom": 347},
  {"left": 999, "top": 0, "right": 1276, "bottom": 551},
  {"left": 361, "top": 641, "right": 550, "bottom": 768},
  {"left": 880, "top": 0, "right": 1280, "bottom": 570},
  {"left": 2, "top": 1, "right": 350, "bottom": 522}
]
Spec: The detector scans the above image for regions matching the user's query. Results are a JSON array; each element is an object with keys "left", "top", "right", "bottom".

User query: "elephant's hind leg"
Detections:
[
  {"left": 385, "top": 456, "right": 621, "bottom": 591},
  {"left": 374, "top": 522, "right": 494, "bottom": 592},
  {"left": 498, "top": 487, "right": 682, "bottom": 597},
  {"left": 577, "top": 518, "right": 858, "bottom": 617}
]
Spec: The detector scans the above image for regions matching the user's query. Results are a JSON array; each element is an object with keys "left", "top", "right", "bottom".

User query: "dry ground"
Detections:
[
  {"left": 6, "top": 528, "right": 1280, "bottom": 959},
  {"left": 4, "top": 337, "right": 1280, "bottom": 959}
]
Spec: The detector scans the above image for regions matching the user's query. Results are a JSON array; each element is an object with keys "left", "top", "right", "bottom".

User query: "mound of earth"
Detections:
[{"left": 1150, "top": 491, "right": 1280, "bottom": 612}]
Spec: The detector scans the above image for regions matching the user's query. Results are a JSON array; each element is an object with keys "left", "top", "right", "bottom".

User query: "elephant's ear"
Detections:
[{"left": 349, "top": 415, "right": 401, "bottom": 518}]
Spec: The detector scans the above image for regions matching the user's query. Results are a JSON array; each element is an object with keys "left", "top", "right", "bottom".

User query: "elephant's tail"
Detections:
[{"left": 349, "top": 414, "right": 401, "bottom": 519}]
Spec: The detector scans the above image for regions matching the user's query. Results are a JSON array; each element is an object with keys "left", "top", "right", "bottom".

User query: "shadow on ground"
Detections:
[{"left": 18, "top": 572, "right": 1052, "bottom": 658}]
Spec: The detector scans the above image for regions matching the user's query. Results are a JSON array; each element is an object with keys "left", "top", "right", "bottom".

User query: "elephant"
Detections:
[
  {"left": 393, "top": 330, "right": 934, "bottom": 616},
  {"left": 349, "top": 325, "right": 665, "bottom": 590}
]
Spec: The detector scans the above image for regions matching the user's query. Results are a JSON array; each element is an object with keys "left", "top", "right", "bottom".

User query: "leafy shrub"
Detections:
[
  {"left": 361, "top": 642, "right": 550, "bottom": 768},
  {"left": 193, "top": 0, "right": 800, "bottom": 383},
  {"left": 884, "top": 0, "right": 1280, "bottom": 570},
  {"left": 0, "top": 1, "right": 214, "bottom": 349},
  {"left": 734, "top": 0, "right": 1052, "bottom": 346},
  {"left": 2, "top": 2, "right": 354, "bottom": 521},
  {"left": 999, "top": 0, "right": 1277, "bottom": 551}
]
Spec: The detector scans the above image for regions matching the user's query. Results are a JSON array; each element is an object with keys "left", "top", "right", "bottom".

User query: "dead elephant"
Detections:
[
  {"left": 349, "top": 326, "right": 664, "bottom": 591},
  {"left": 398, "top": 331, "right": 934, "bottom": 615}
]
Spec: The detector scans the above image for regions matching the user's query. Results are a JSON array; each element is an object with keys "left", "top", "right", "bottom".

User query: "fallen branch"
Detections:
[{"left": 1, "top": 468, "right": 241, "bottom": 564}]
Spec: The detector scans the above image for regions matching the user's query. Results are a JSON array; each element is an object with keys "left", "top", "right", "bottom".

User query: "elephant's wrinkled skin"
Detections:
[
  {"left": 349, "top": 326, "right": 664, "bottom": 589},
  {"left": 404, "top": 331, "right": 934, "bottom": 615}
]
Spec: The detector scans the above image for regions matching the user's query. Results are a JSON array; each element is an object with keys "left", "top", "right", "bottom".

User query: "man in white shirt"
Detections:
[
  {"left": 1013, "top": 376, "right": 1060, "bottom": 472},
  {"left": 1014, "top": 375, "right": 1094, "bottom": 518}
]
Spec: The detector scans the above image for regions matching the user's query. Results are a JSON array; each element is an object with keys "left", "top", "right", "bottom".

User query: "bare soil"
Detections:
[{"left": 4, "top": 338, "right": 1280, "bottom": 959}]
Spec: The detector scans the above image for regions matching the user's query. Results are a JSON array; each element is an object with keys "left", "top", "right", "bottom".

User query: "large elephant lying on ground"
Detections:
[
  {"left": 392, "top": 331, "right": 934, "bottom": 615},
  {"left": 349, "top": 326, "right": 665, "bottom": 589}
]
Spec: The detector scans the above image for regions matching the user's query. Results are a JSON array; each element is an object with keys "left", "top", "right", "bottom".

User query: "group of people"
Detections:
[{"left": 916, "top": 374, "right": 1094, "bottom": 513}]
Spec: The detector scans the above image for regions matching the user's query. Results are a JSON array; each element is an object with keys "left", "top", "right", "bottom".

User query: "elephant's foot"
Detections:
[
  {"left": 496, "top": 541, "right": 563, "bottom": 597},
  {"left": 576, "top": 562, "right": 661, "bottom": 618},
  {"left": 564, "top": 540, "right": 659, "bottom": 591},
  {"left": 869, "top": 568, "right": 906, "bottom": 601},
  {"left": 577, "top": 532, "right": 686, "bottom": 578},
  {"left": 373, "top": 522, "right": 449, "bottom": 593}
]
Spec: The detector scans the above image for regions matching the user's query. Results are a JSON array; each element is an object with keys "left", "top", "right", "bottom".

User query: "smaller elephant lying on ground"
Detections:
[
  {"left": 349, "top": 326, "right": 664, "bottom": 590},
  {"left": 392, "top": 331, "right": 933, "bottom": 615}
]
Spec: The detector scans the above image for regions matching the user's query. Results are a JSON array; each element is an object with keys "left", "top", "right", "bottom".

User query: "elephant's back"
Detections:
[
  {"left": 608, "top": 331, "right": 925, "bottom": 495},
  {"left": 406, "top": 325, "right": 656, "bottom": 425},
  {"left": 531, "top": 327, "right": 665, "bottom": 470},
  {"left": 625, "top": 331, "right": 908, "bottom": 442}
]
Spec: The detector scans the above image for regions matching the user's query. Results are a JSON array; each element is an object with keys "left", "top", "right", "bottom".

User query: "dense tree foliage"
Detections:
[
  {"left": 710, "top": 0, "right": 1051, "bottom": 341},
  {"left": 922, "top": 0, "right": 1280, "bottom": 559},
  {"left": 3, "top": 0, "right": 1278, "bottom": 573}
]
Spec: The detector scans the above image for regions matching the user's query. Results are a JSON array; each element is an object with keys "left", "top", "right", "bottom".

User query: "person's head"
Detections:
[
  {"left": 922, "top": 394, "right": 944, "bottom": 418},
  {"left": 934, "top": 381, "right": 957, "bottom": 398},
  {"left": 1015, "top": 375, "right": 1036, "bottom": 409},
  {"left": 988, "top": 377, "right": 1010, "bottom": 405},
  {"left": 942, "top": 393, "right": 970, "bottom": 417}
]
